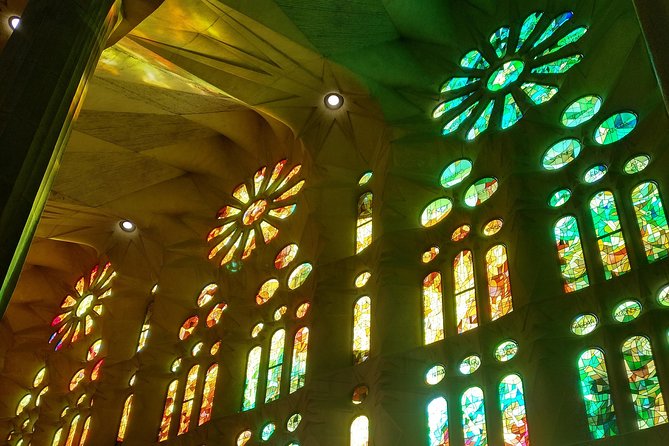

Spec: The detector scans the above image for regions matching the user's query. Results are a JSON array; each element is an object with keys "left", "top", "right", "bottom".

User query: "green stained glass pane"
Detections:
[
  {"left": 501, "top": 94, "right": 522, "bottom": 129},
  {"left": 590, "top": 191, "right": 621, "bottom": 237},
  {"left": 487, "top": 60, "right": 524, "bottom": 91},
  {"left": 287, "top": 263, "right": 312, "bottom": 290},
  {"left": 532, "top": 11, "right": 574, "bottom": 48},
  {"left": 520, "top": 83, "right": 558, "bottom": 105},
  {"left": 578, "top": 349, "right": 618, "bottom": 439},
  {"left": 358, "top": 171, "right": 372, "bottom": 185},
  {"left": 631, "top": 182, "right": 669, "bottom": 261},
  {"left": 532, "top": 54, "right": 583, "bottom": 74},
  {"left": 421, "top": 198, "right": 453, "bottom": 227},
  {"left": 542, "top": 138, "right": 582, "bottom": 170},
  {"left": 426, "top": 364, "right": 446, "bottom": 385},
  {"left": 467, "top": 100, "right": 494, "bottom": 140},
  {"left": 549, "top": 189, "right": 571, "bottom": 207},
  {"left": 499, "top": 375, "right": 530, "bottom": 446},
  {"left": 554, "top": 216, "right": 589, "bottom": 292},
  {"left": 464, "top": 177, "right": 498, "bottom": 207},
  {"left": 462, "top": 387, "right": 487, "bottom": 445},
  {"left": 261, "top": 422, "right": 276, "bottom": 441},
  {"left": 561, "top": 95, "right": 602, "bottom": 127},
  {"left": 264, "top": 329, "right": 285, "bottom": 402},
  {"left": 287, "top": 413, "right": 302, "bottom": 432},
  {"left": 584, "top": 165, "right": 608, "bottom": 183},
  {"left": 571, "top": 314, "right": 598, "bottom": 335},
  {"left": 541, "top": 27, "right": 588, "bottom": 56},
  {"left": 516, "top": 12, "right": 543, "bottom": 51},
  {"left": 427, "top": 397, "right": 449, "bottom": 446},
  {"left": 432, "top": 93, "right": 473, "bottom": 119},
  {"left": 622, "top": 336, "right": 669, "bottom": 429},
  {"left": 460, "top": 50, "right": 489, "bottom": 70},
  {"left": 459, "top": 355, "right": 481, "bottom": 375},
  {"left": 494, "top": 340, "right": 518, "bottom": 362},
  {"left": 613, "top": 300, "right": 642, "bottom": 323},
  {"left": 623, "top": 155, "right": 650, "bottom": 174},
  {"left": 594, "top": 112, "right": 638, "bottom": 145},
  {"left": 442, "top": 101, "right": 479, "bottom": 135},
  {"left": 242, "top": 346, "right": 262, "bottom": 411},
  {"left": 590, "top": 191, "right": 631, "bottom": 279},
  {"left": 658, "top": 284, "right": 669, "bottom": 307},
  {"left": 490, "top": 27, "right": 510, "bottom": 58},
  {"left": 441, "top": 76, "right": 480, "bottom": 93},
  {"left": 440, "top": 159, "right": 473, "bottom": 188}
]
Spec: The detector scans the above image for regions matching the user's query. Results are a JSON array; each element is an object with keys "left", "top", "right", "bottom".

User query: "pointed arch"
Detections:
[
  {"left": 158, "top": 380, "right": 179, "bottom": 441},
  {"left": 356, "top": 192, "right": 373, "bottom": 253},
  {"left": 423, "top": 272, "right": 445, "bottom": 345},
  {"left": 499, "top": 374, "right": 529, "bottom": 446},
  {"left": 461, "top": 387, "right": 487, "bottom": 445},
  {"left": 427, "top": 396, "right": 449, "bottom": 446},
  {"left": 351, "top": 415, "right": 369, "bottom": 446},
  {"left": 178, "top": 364, "right": 200, "bottom": 434},
  {"left": 117, "top": 394, "right": 133, "bottom": 441}
]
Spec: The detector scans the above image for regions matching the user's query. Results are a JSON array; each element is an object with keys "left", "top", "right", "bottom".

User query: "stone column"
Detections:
[{"left": 0, "top": 0, "right": 119, "bottom": 316}]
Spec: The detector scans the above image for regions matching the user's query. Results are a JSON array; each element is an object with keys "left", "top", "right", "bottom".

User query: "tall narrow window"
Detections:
[
  {"left": 351, "top": 415, "right": 369, "bottom": 446},
  {"left": 290, "top": 327, "right": 309, "bottom": 393},
  {"left": 52, "top": 428, "right": 64, "bottom": 446},
  {"left": 454, "top": 250, "right": 478, "bottom": 333},
  {"left": 423, "top": 272, "right": 445, "bottom": 345},
  {"left": 589, "top": 191, "right": 631, "bottom": 279},
  {"left": 499, "top": 374, "right": 529, "bottom": 446},
  {"left": 486, "top": 245, "right": 513, "bottom": 320},
  {"left": 353, "top": 297, "right": 371, "bottom": 363},
  {"left": 64, "top": 414, "right": 80, "bottom": 446},
  {"left": 199, "top": 364, "right": 218, "bottom": 425},
  {"left": 242, "top": 346, "right": 262, "bottom": 411},
  {"left": 265, "top": 329, "right": 286, "bottom": 402},
  {"left": 158, "top": 380, "right": 178, "bottom": 441},
  {"left": 631, "top": 182, "right": 669, "bottom": 262},
  {"left": 577, "top": 348, "right": 617, "bottom": 439},
  {"left": 136, "top": 305, "right": 152, "bottom": 352},
  {"left": 178, "top": 365, "right": 200, "bottom": 434},
  {"left": 427, "top": 396, "right": 449, "bottom": 446},
  {"left": 117, "top": 394, "right": 133, "bottom": 441},
  {"left": 79, "top": 416, "right": 91, "bottom": 446},
  {"left": 356, "top": 192, "right": 373, "bottom": 254},
  {"left": 461, "top": 387, "right": 487, "bottom": 445},
  {"left": 622, "top": 336, "right": 668, "bottom": 429},
  {"left": 554, "top": 216, "right": 589, "bottom": 292}
]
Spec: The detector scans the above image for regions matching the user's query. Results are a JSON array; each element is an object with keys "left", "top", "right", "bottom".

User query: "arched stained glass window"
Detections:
[
  {"left": 427, "top": 396, "right": 449, "bottom": 446},
  {"left": 577, "top": 349, "right": 617, "bottom": 439},
  {"left": 353, "top": 297, "right": 371, "bottom": 363},
  {"left": 52, "top": 428, "right": 63, "bottom": 446},
  {"left": 79, "top": 416, "right": 91, "bottom": 445},
  {"left": 356, "top": 192, "right": 373, "bottom": 254},
  {"left": 461, "top": 387, "right": 487, "bottom": 446},
  {"left": 290, "top": 327, "right": 309, "bottom": 393},
  {"left": 589, "top": 191, "right": 631, "bottom": 279},
  {"left": 117, "top": 394, "right": 133, "bottom": 441},
  {"left": 554, "top": 216, "right": 589, "bottom": 292},
  {"left": 242, "top": 346, "right": 262, "bottom": 411},
  {"left": 631, "top": 182, "right": 669, "bottom": 262},
  {"left": 136, "top": 304, "right": 152, "bottom": 352},
  {"left": 265, "top": 329, "right": 286, "bottom": 402},
  {"left": 199, "top": 364, "right": 218, "bottom": 425},
  {"left": 351, "top": 415, "right": 369, "bottom": 446},
  {"left": 454, "top": 251, "right": 478, "bottom": 333},
  {"left": 64, "top": 414, "right": 80, "bottom": 446},
  {"left": 621, "top": 336, "right": 668, "bottom": 429},
  {"left": 486, "top": 245, "right": 513, "bottom": 320},
  {"left": 158, "top": 380, "right": 178, "bottom": 441},
  {"left": 423, "top": 272, "right": 444, "bottom": 345},
  {"left": 178, "top": 364, "right": 200, "bottom": 434},
  {"left": 499, "top": 374, "right": 529, "bottom": 446}
]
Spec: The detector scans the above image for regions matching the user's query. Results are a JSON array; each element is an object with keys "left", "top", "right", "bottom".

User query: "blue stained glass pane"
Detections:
[
  {"left": 516, "top": 12, "right": 543, "bottom": 51},
  {"left": 467, "top": 100, "right": 494, "bottom": 140},
  {"left": 490, "top": 27, "right": 510, "bottom": 58},
  {"left": 462, "top": 387, "right": 487, "bottom": 446},
  {"left": 533, "top": 11, "right": 574, "bottom": 48},
  {"left": 499, "top": 375, "right": 530, "bottom": 446},
  {"left": 520, "top": 83, "right": 558, "bottom": 105},
  {"left": 441, "top": 77, "right": 480, "bottom": 93},
  {"left": 561, "top": 96, "right": 602, "bottom": 128},
  {"left": 433, "top": 93, "right": 474, "bottom": 119},
  {"left": 542, "top": 138, "right": 582, "bottom": 170},
  {"left": 593, "top": 112, "right": 638, "bottom": 145},
  {"left": 584, "top": 165, "right": 608, "bottom": 183},
  {"left": 461, "top": 50, "right": 490, "bottom": 70},
  {"left": 532, "top": 55, "right": 583, "bottom": 74},
  {"left": 501, "top": 94, "right": 522, "bottom": 129}
]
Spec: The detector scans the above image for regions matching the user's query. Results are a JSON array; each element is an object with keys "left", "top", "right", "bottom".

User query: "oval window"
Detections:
[
  {"left": 613, "top": 300, "right": 642, "bottom": 323},
  {"left": 421, "top": 198, "right": 453, "bottom": 227},
  {"left": 459, "top": 355, "right": 481, "bottom": 375},
  {"left": 256, "top": 279, "right": 279, "bottom": 305},
  {"left": 571, "top": 314, "right": 599, "bottom": 335},
  {"left": 561, "top": 95, "right": 602, "bottom": 127},
  {"left": 549, "top": 189, "right": 571, "bottom": 207},
  {"left": 494, "top": 340, "right": 518, "bottom": 362},
  {"left": 623, "top": 154, "right": 650, "bottom": 175},
  {"left": 593, "top": 112, "right": 638, "bottom": 145},
  {"left": 483, "top": 219, "right": 503, "bottom": 236},
  {"left": 440, "top": 159, "right": 473, "bottom": 188},
  {"left": 583, "top": 164, "right": 607, "bottom": 183},
  {"left": 288, "top": 263, "right": 313, "bottom": 290},
  {"left": 464, "top": 177, "right": 499, "bottom": 207},
  {"left": 451, "top": 224, "right": 471, "bottom": 242},
  {"left": 275, "top": 244, "right": 299, "bottom": 269},
  {"left": 542, "top": 138, "right": 582, "bottom": 170},
  {"left": 425, "top": 364, "right": 446, "bottom": 385}
]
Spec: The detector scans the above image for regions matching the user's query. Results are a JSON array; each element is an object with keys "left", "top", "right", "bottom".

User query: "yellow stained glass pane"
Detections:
[
  {"left": 353, "top": 297, "right": 371, "bottom": 363},
  {"left": 199, "top": 364, "right": 218, "bottom": 426},
  {"left": 423, "top": 272, "right": 444, "bottom": 345}
]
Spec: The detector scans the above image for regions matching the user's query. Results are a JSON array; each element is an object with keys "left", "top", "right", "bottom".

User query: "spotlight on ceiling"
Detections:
[
  {"left": 324, "top": 92, "right": 344, "bottom": 110},
  {"left": 119, "top": 220, "right": 136, "bottom": 232},
  {"left": 8, "top": 16, "right": 20, "bottom": 30}
]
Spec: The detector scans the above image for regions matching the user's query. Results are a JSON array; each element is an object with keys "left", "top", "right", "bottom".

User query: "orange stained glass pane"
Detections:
[
  {"left": 69, "top": 369, "right": 86, "bottom": 391},
  {"left": 486, "top": 245, "right": 513, "bottom": 320},
  {"left": 220, "top": 232, "right": 243, "bottom": 265},
  {"left": 259, "top": 221, "right": 279, "bottom": 244},
  {"left": 296, "top": 302, "right": 310, "bottom": 318},
  {"left": 91, "top": 359, "right": 104, "bottom": 381},
  {"left": 232, "top": 183, "right": 250, "bottom": 203},
  {"left": 275, "top": 244, "right": 299, "bottom": 269},
  {"left": 178, "top": 400, "right": 193, "bottom": 435},
  {"left": 256, "top": 279, "right": 279, "bottom": 305},
  {"left": 454, "top": 250, "right": 478, "bottom": 333},
  {"left": 199, "top": 364, "right": 218, "bottom": 425},
  {"left": 266, "top": 159, "right": 287, "bottom": 189},
  {"left": 268, "top": 204, "right": 297, "bottom": 219},
  {"left": 253, "top": 166, "right": 266, "bottom": 195},
  {"left": 356, "top": 192, "right": 373, "bottom": 254},
  {"left": 158, "top": 380, "right": 178, "bottom": 441},
  {"left": 78, "top": 416, "right": 91, "bottom": 446},
  {"left": 288, "top": 263, "right": 313, "bottom": 289},
  {"left": 64, "top": 414, "right": 80, "bottom": 446},
  {"left": 117, "top": 394, "right": 133, "bottom": 442},
  {"left": 206, "top": 303, "right": 227, "bottom": 327},
  {"left": 87, "top": 339, "right": 102, "bottom": 361},
  {"left": 241, "top": 229, "right": 256, "bottom": 259},
  {"left": 353, "top": 297, "right": 371, "bottom": 364},
  {"left": 242, "top": 201, "right": 267, "bottom": 225},
  {"left": 196, "top": 283, "right": 218, "bottom": 307},
  {"left": 422, "top": 246, "right": 440, "bottom": 263},
  {"left": 274, "top": 165, "right": 302, "bottom": 192},
  {"left": 423, "top": 272, "right": 445, "bottom": 345},
  {"left": 483, "top": 219, "right": 504, "bottom": 236},
  {"left": 61, "top": 295, "right": 77, "bottom": 308},
  {"left": 179, "top": 316, "right": 199, "bottom": 340},
  {"left": 452, "top": 224, "right": 472, "bottom": 241},
  {"left": 210, "top": 341, "right": 221, "bottom": 355},
  {"left": 274, "top": 180, "right": 305, "bottom": 202}
]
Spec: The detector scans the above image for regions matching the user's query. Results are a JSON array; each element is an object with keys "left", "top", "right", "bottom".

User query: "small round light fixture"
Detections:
[
  {"left": 119, "top": 220, "right": 136, "bottom": 232},
  {"left": 8, "top": 16, "right": 20, "bottom": 30},
  {"left": 324, "top": 92, "right": 343, "bottom": 110}
]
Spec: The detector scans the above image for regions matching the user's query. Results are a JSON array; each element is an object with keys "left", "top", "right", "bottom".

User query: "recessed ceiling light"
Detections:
[
  {"left": 324, "top": 92, "right": 344, "bottom": 110},
  {"left": 119, "top": 220, "right": 136, "bottom": 232},
  {"left": 8, "top": 16, "right": 20, "bottom": 30}
]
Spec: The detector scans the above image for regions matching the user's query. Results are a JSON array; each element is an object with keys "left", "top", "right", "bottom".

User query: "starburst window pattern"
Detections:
[
  {"left": 242, "top": 346, "right": 262, "bottom": 411},
  {"left": 351, "top": 415, "right": 369, "bottom": 446},
  {"left": 353, "top": 297, "right": 371, "bottom": 363},
  {"left": 454, "top": 251, "right": 478, "bottom": 333},
  {"left": 265, "top": 329, "right": 286, "bottom": 402},
  {"left": 290, "top": 327, "right": 309, "bottom": 393},
  {"left": 631, "top": 182, "right": 669, "bottom": 262},
  {"left": 49, "top": 262, "right": 116, "bottom": 351},
  {"left": 486, "top": 245, "right": 513, "bottom": 320},
  {"left": 499, "top": 374, "right": 529, "bottom": 446},
  {"left": 356, "top": 192, "right": 373, "bottom": 253},
  {"left": 208, "top": 160, "right": 304, "bottom": 268},
  {"left": 427, "top": 396, "right": 449, "bottom": 446},
  {"left": 423, "top": 272, "right": 445, "bottom": 345},
  {"left": 589, "top": 191, "right": 631, "bottom": 279},
  {"left": 462, "top": 387, "right": 487, "bottom": 445},
  {"left": 554, "top": 216, "right": 589, "bottom": 292},
  {"left": 435, "top": 11, "right": 586, "bottom": 139},
  {"left": 621, "top": 336, "right": 668, "bottom": 429},
  {"left": 577, "top": 348, "right": 617, "bottom": 439}
]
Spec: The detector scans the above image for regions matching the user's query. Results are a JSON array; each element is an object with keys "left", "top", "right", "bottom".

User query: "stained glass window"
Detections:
[
  {"left": 427, "top": 396, "right": 449, "bottom": 446},
  {"left": 80, "top": 416, "right": 91, "bottom": 445},
  {"left": 52, "top": 428, "right": 63, "bottom": 446},
  {"left": 549, "top": 189, "right": 571, "bottom": 207},
  {"left": 290, "top": 328, "right": 309, "bottom": 393},
  {"left": 288, "top": 263, "right": 313, "bottom": 289},
  {"left": 577, "top": 349, "right": 617, "bottom": 439},
  {"left": 583, "top": 165, "right": 607, "bottom": 184},
  {"left": 351, "top": 415, "right": 369, "bottom": 446},
  {"left": 542, "top": 138, "right": 582, "bottom": 170},
  {"left": 631, "top": 182, "right": 669, "bottom": 262},
  {"left": 554, "top": 216, "right": 589, "bottom": 292},
  {"left": 256, "top": 279, "right": 279, "bottom": 305},
  {"left": 612, "top": 300, "right": 642, "bottom": 323},
  {"left": 441, "top": 159, "right": 473, "bottom": 188},
  {"left": 494, "top": 340, "right": 518, "bottom": 362},
  {"left": 275, "top": 244, "right": 299, "bottom": 269},
  {"left": 178, "top": 364, "right": 200, "bottom": 434},
  {"left": 426, "top": 365, "right": 446, "bottom": 385},
  {"left": 179, "top": 316, "right": 198, "bottom": 340},
  {"left": 261, "top": 422, "right": 276, "bottom": 440},
  {"left": 561, "top": 95, "right": 602, "bottom": 127},
  {"left": 353, "top": 297, "right": 371, "bottom": 363},
  {"left": 622, "top": 336, "right": 668, "bottom": 429},
  {"left": 461, "top": 387, "right": 487, "bottom": 446},
  {"left": 117, "top": 394, "right": 133, "bottom": 441},
  {"left": 136, "top": 307, "right": 151, "bottom": 352},
  {"left": 199, "top": 364, "right": 218, "bottom": 425},
  {"left": 593, "top": 112, "right": 638, "bottom": 145},
  {"left": 423, "top": 272, "right": 445, "bottom": 345},
  {"left": 499, "top": 374, "right": 529, "bottom": 446},
  {"left": 624, "top": 155, "right": 650, "bottom": 174},
  {"left": 459, "top": 355, "right": 482, "bottom": 375},
  {"left": 486, "top": 245, "right": 513, "bottom": 320},
  {"left": 266, "top": 329, "right": 286, "bottom": 402},
  {"left": 454, "top": 251, "right": 478, "bottom": 333},
  {"left": 589, "top": 191, "right": 631, "bottom": 279},
  {"left": 65, "top": 414, "right": 80, "bottom": 446},
  {"left": 464, "top": 178, "right": 498, "bottom": 207},
  {"left": 421, "top": 198, "right": 454, "bottom": 227},
  {"left": 571, "top": 314, "right": 598, "bottom": 336},
  {"left": 356, "top": 192, "right": 373, "bottom": 253},
  {"left": 242, "top": 346, "right": 262, "bottom": 410}
]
